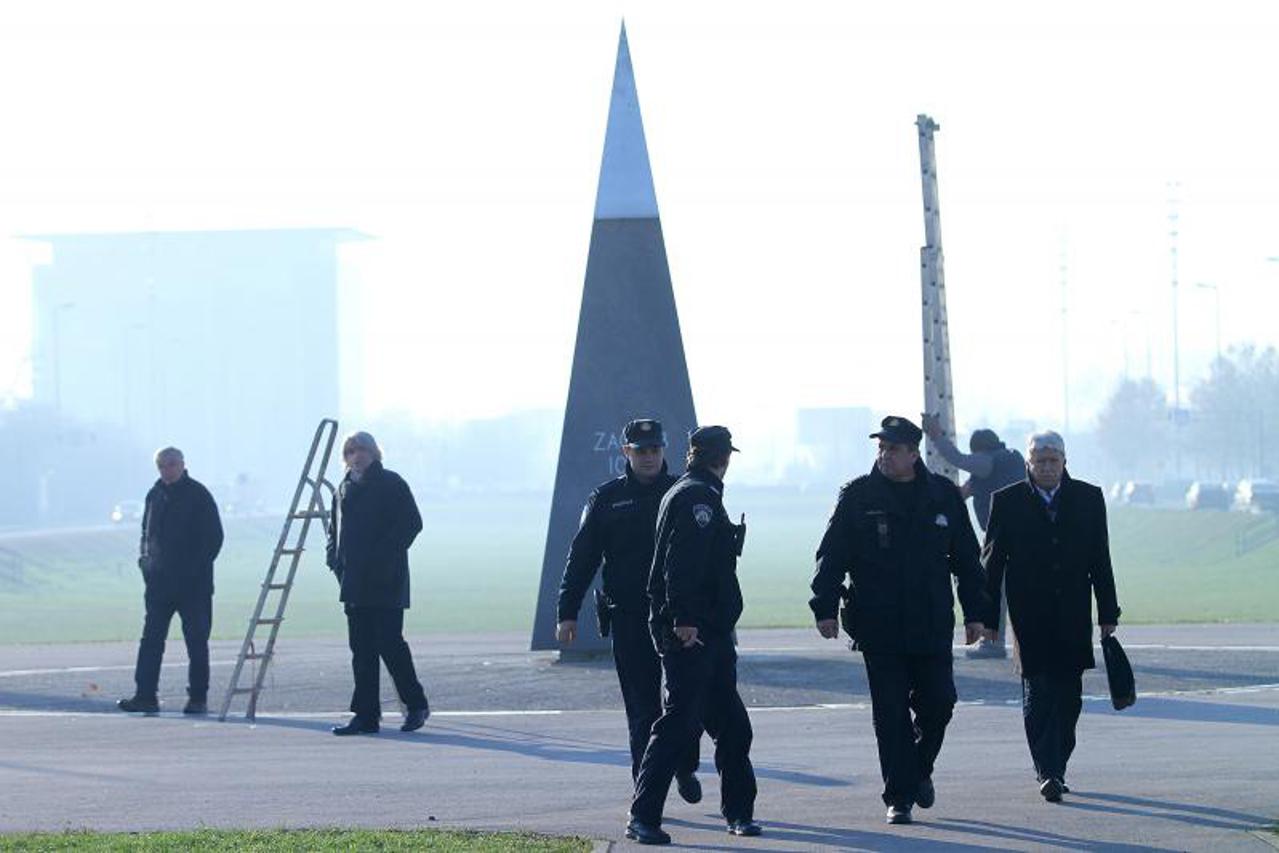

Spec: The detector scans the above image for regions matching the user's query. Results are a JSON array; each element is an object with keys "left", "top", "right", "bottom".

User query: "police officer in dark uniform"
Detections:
[
  {"left": 810, "top": 416, "right": 987, "bottom": 825},
  {"left": 556, "top": 418, "right": 701, "bottom": 801},
  {"left": 628, "top": 426, "right": 759, "bottom": 846}
]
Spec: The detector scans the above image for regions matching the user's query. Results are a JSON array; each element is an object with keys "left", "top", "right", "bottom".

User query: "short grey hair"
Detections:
[
  {"left": 154, "top": 446, "right": 184, "bottom": 465},
  {"left": 1027, "top": 430, "right": 1066, "bottom": 456},
  {"left": 342, "top": 431, "right": 383, "bottom": 462}
]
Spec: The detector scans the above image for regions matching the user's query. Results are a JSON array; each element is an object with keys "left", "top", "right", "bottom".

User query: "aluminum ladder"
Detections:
[{"left": 219, "top": 418, "right": 339, "bottom": 721}]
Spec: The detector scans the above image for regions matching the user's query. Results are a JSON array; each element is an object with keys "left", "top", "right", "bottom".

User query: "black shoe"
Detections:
[
  {"left": 676, "top": 772, "right": 702, "bottom": 804},
  {"left": 886, "top": 804, "right": 913, "bottom": 825},
  {"left": 1039, "top": 778, "right": 1063, "bottom": 802},
  {"left": 332, "top": 716, "right": 379, "bottom": 736},
  {"left": 1060, "top": 780, "right": 1071, "bottom": 793},
  {"left": 117, "top": 696, "right": 159, "bottom": 714},
  {"left": 401, "top": 705, "right": 430, "bottom": 732},
  {"left": 624, "top": 818, "right": 671, "bottom": 845},
  {"left": 183, "top": 698, "right": 208, "bottom": 715},
  {"left": 727, "top": 819, "right": 762, "bottom": 837},
  {"left": 915, "top": 776, "right": 935, "bottom": 809}
]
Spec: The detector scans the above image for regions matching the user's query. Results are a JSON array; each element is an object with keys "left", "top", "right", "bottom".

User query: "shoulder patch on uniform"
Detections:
[{"left": 692, "top": 503, "right": 713, "bottom": 528}]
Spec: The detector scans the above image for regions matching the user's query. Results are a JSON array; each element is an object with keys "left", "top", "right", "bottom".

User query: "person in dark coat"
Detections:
[
  {"left": 627, "top": 426, "right": 759, "bottom": 845},
  {"left": 923, "top": 416, "right": 1027, "bottom": 658},
  {"left": 556, "top": 418, "right": 701, "bottom": 802},
  {"left": 810, "top": 416, "right": 988, "bottom": 825},
  {"left": 981, "top": 430, "right": 1121, "bottom": 802},
  {"left": 326, "top": 431, "right": 429, "bottom": 736},
  {"left": 118, "top": 446, "right": 223, "bottom": 715}
]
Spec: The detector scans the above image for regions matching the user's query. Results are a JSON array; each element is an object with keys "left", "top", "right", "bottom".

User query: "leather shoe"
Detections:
[
  {"left": 1039, "top": 778, "right": 1063, "bottom": 802},
  {"left": 331, "top": 716, "right": 379, "bottom": 736},
  {"left": 886, "top": 804, "right": 913, "bottom": 825},
  {"left": 624, "top": 818, "right": 670, "bottom": 845},
  {"left": 1060, "top": 780, "right": 1071, "bottom": 793},
  {"left": 117, "top": 696, "right": 159, "bottom": 714},
  {"left": 401, "top": 705, "right": 430, "bottom": 732},
  {"left": 915, "top": 776, "right": 935, "bottom": 809},
  {"left": 676, "top": 772, "right": 702, "bottom": 804},
  {"left": 727, "top": 819, "right": 762, "bottom": 837},
  {"left": 183, "top": 698, "right": 208, "bottom": 715}
]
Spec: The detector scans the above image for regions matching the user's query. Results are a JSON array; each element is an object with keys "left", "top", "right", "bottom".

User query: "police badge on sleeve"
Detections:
[{"left": 693, "top": 504, "right": 713, "bottom": 528}]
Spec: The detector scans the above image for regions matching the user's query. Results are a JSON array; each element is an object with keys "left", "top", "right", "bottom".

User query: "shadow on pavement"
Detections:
[
  {"left": 933, "top": 817, "right": 1181, "bottom": 851},
  {"left": 1062, "top": 791, "right": 1272, "bottom": 831},
  {"left": 667, "top": 816, "right": 1008, "bottom": 851},
  {"left": 1086, "top": 697, "right": 1279, "bottom": 726},
  {"left": 229, "top": 715, "right": 848, "bottom": 787}
]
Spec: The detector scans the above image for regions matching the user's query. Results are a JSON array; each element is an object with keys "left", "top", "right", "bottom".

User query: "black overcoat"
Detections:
[
  {"left": 810, "top": 459, "right": 987, "bottom": 655},
  {"left": 140, "top": 472, "right": 223, "bottom": 597},
  {"left": 981, "top": 471, "right": 1122, "bottom": 676},
  {"left": 326, "top": 461, "right": 423, "bottom": 609}
]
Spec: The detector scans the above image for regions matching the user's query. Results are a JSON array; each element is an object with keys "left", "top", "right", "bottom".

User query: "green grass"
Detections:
[
  {"left": 1, "top": 493, "right": 1276, "bottom": 645},
  {"left": 0, "top": 828, "right": 590, "bottom": 852}
]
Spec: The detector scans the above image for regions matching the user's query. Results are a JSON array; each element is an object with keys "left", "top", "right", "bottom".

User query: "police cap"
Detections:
[
  {"left": 623, "top": 418, "right": 667, "bottom": 448},
  {"left": 689, "top": 425, "right": 740, "bottom": 454},
  {"left": 870, "top": 415, "right": 923, "bottom": 446}
]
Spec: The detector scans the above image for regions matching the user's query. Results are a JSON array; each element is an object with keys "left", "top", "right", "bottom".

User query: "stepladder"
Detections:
[{"left": 219, "top": 418, "right": 339, "bottom": 721}]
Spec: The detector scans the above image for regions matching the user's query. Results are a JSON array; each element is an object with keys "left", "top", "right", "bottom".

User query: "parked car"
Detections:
[
  {"left": 110, "top": 499, "right": 144, "bottom": 524},
  {"left": 1234, "top": 479, "right": 1279, "bottom": 513},
  {"left": 1185, "top": 481, "right": 1231, "bottom": 510},
  {"left": 1121, "top": 481, "right": 1156, "bottom": 506}
]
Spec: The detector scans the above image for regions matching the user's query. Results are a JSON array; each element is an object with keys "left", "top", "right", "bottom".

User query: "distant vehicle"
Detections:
[
  {"left": 1234, "top": 479, "right": 1279, "bottom": 513},
  {"left": 1185, "top": 481, "right": 1231, "bottom": 510},
  {"left": 1121, "top": 481, "right": 1156, "bottom": 506},
  {"left": 110, "top": 500, "right": 144, "bottom": 524}
]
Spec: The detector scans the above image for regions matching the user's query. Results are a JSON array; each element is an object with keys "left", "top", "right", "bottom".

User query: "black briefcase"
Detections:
[{"left": 1102, "top": 635, "right": 1136, "bottom": 710}]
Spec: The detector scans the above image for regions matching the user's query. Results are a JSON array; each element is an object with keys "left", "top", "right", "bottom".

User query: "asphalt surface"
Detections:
[{"left": 1, "top": 624, "right": 1277, "bottom": 850}]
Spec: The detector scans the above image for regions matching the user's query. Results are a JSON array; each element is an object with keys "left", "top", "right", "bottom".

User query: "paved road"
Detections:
[{"left": 1, "top": 625, "right": 1277, "bottom": 850}]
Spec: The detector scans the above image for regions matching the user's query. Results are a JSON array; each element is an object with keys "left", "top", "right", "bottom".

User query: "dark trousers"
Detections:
[
  {"left": 1022, "top": 667, "right": 1083, "bottom": 783},
  {"left": 862, "top": 651, "right": 957, "bottom": 807},
  {"left": 346, "top": 606, "right": 428, "bottom": 719},
  {"left": 134, "top": 585, "right": 211, "bottom": 702},
  {"left": 611, "top": 612, "right": 700, "bottom": 781},
  {"left": 631, "top": 632, "right": 756, "bottom": 826}
]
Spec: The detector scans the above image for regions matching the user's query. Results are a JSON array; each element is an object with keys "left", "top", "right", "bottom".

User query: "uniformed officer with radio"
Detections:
[
  {"left": 810, "top": 416, "right": 987, "bottom": 825},
  {"left": 556, "top": 419, "right": 701, "bottom": 802}
]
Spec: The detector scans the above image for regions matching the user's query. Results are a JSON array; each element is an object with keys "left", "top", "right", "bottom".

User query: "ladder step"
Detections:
[
  {"left": 256, "top": 618, "right": 283, "bottom": 625},
  {"left": 243, "top": 652, "right": 272, "bottom": 661},
  {"left": 278, "top": 548, "right": 304, "bottom": 556},
  {"left": 229, "top": 687, "right": 257, "bottom": 695},
  {"left": 263, "top": 583, "right": 289, "bottom": 590},
  {"left": 291, "top": 511, "right": 327, "bottom": 520}
]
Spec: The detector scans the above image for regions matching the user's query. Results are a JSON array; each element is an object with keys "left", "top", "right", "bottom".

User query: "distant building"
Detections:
[
  {"left": 27, "top": 228, "right": 362, "bottom": 508},
  {"left": 794, "top": 406, "right": 875, "bottom": 483}
]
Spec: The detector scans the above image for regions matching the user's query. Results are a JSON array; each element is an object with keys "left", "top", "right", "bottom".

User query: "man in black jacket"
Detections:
[
  {"left": 326, "top": 431, "right": 430, "bottom": 736},
  {"left": 118, "top": 447, "right": 223, "bottom": 715},
  {"left": 556, "top": 418, "right": 701, "bottom": 801},
  {"left": 811, "top": 416, "right": 987, "bottom": 825},
  {"left": 981, "top": 430, "right": 1121, "bottom": 802},
  {"left": 627, "top": 426, "right": 759, "bottom": 846}
]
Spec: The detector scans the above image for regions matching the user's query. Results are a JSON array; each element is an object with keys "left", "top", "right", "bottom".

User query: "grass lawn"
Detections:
[
  {"left": 0, "top": 828, "right": 590, "bottom": 852},
  {"left": 1, "top": 490, "right": 1276, "bottom": 645}
]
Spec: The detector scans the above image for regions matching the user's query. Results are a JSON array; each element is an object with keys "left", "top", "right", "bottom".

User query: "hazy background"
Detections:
[{"left": 1, "top": 2, "right": 1278, "bottom": 640}]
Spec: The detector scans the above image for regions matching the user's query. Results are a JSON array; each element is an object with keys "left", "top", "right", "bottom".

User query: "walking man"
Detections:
[
  {"left": 628, "top": 426, "right": 759, "bottom": 845},
  {"left": 118, "top": 447, "right": 223, "bottom": 715},
  {"left": 556, "top": 418, "right": 701, "bottom": 801},
  {"left": 811, "top": 416, "right": 987, "bottom": 824},
  {"left": 981, "top": 430, "right": 1121, "bottom": 801}
]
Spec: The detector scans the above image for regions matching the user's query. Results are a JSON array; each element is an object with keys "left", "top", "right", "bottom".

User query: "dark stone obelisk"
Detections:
[{"left": 530, "top": 24, "right": 698, "bottom": 652}]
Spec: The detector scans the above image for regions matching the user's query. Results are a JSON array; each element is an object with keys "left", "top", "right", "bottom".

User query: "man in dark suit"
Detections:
[
  {"left": 981, "top": 430, "right": 1121, "bottom": 802},
  {"left": 326, "top": 430, "right": 430, "bottom": 736},
  {"left": 118, "top": 446, "right": 224, "bottom": 715},
  {"left": 811, "top": 416, "right": 988, "bottom": 825}
]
